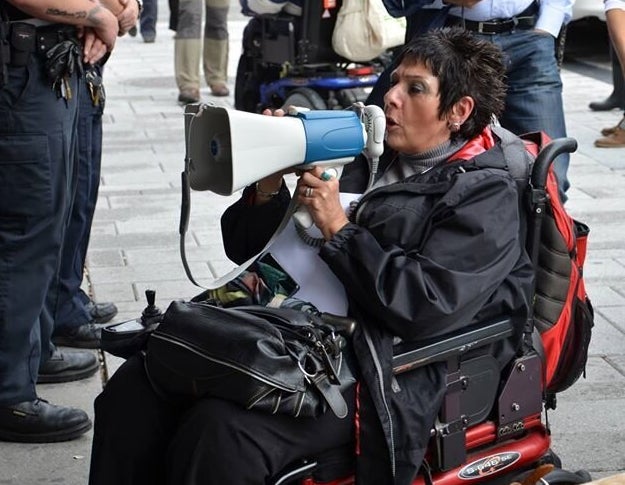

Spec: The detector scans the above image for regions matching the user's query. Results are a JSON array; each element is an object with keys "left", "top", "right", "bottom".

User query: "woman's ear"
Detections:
[{"left": 451, "top": 96, "right": 475, "bottom": 126}]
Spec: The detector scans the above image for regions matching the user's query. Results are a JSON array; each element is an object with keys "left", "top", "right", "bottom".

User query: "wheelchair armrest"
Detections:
[{"left": 392, "top": 318, "right": 514, "bottom": 375}]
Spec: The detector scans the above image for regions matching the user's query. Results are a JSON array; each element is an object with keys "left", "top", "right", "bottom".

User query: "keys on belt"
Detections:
[
  {"left": 46, "top": 38, "right": 83, "bottom": 101},
  {"left": 86, "top": 68, "right": 106, "bottom": 107}
]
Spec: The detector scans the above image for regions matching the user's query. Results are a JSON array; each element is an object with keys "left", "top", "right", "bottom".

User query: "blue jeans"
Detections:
[
  {"left": 0, "top": 56, "right": 79, "bottom": 405},
  {"left": 55, "top": 66, "right": 104, "bottom": 331},
  {"left": 480, "top": 29, "right": 570, "bottom": 199},
  {"left": 141, "top": 0, "right": 158, "bottom": 38}
]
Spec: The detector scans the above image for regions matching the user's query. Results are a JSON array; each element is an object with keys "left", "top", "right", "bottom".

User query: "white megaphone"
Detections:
[{"left": 183, "top": 103, "right": 380, "bottom": 195}]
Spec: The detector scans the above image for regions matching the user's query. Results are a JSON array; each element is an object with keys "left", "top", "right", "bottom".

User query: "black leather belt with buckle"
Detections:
[
  {"left": 448, "top": 1, "right": 539, "bottom": 35},
  {"left": 455, "top": 15, "right": 537, "bottom": 35}
]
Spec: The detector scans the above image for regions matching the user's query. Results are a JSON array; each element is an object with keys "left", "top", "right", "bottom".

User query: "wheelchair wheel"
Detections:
[{"left": 282, "top": 87, "right": 327, "bottom": 110}]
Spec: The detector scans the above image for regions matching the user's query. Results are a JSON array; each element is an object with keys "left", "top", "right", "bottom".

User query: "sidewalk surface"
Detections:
[{"left": 1, "top": 3, "right": 625, "bottom": 484}]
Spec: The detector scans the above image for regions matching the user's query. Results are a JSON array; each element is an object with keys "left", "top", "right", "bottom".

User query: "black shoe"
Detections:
[
  {"left": 0, "top": 399, "right": 91, "bottom": 443},
  {"left": 142, "top": 33, "right": 156, "bottom": 43},
  {"left": 86, "top": 300, "right": 118, "bottom": 324},
  {"left": 38, "top": 349, "right": 99, "bottom": 383},
  {"left": 588, "top": 95, "right": 625, "bottom": 111},
  {"left": 52, "top": 322, "right": 110, "bottom": 349}
]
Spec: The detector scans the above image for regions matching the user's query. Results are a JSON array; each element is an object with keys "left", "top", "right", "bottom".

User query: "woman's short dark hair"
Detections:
[{"left": 395, "top": 27, "right": 507, "bottom": 140}]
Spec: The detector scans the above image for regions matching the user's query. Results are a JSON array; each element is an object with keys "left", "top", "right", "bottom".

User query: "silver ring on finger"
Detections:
[{"left": 305, "top": 186, "right": 313, "bottom": 198}]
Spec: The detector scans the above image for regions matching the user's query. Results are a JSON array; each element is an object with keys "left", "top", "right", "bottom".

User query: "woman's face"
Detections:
[{"left": 383, "top": 61, "right": 452, "bottom": 154}]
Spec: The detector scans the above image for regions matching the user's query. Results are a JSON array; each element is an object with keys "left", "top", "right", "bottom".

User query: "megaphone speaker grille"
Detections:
[{"left": 210, "top": 133, "right": 232, "bottom": 165}]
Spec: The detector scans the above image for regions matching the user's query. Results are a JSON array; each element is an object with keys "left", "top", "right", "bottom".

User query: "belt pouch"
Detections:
[{"left": 10, "top": 22, "right": 35, "bottom": 66}]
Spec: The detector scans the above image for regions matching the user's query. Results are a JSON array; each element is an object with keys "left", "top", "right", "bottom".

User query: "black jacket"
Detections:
[{"left": 221, "top": 133, "right": 534, "bottom": 484}]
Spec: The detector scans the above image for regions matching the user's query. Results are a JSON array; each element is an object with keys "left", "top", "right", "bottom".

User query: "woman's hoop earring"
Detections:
[{"left": 450, "top": 121, "right": 461, "bottom": 132}]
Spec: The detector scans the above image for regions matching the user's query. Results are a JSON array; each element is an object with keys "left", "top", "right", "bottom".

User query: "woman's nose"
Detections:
[{"left": 384, "top": 84, "right": 399, "bottom": 106}]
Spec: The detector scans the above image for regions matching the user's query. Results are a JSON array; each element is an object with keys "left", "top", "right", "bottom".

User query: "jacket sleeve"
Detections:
[
  {"left": 220, "top": 184, "right": 291, "bottom": 265},
  {"left": 319, "top": 169, "right": 524, "bottom": 341}
]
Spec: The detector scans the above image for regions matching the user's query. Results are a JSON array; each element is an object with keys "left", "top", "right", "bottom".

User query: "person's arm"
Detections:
[
  {"left": 220, "top": 183, "right": 291, "bottom": 265},
  {"left": 605, "top": 2, "right": 625, "bottom": 79},
  {"left": 535, "top": 0, "right": 573, "bottom": 37},
  {"left": 6, "top": 0, "right": 119, "bottom": 50},
  {"left": 100, "top": 0, "right": 140, "bottom": 35},
  {"left": 320, "top": 168, "right": 525, "bottom": 341}
]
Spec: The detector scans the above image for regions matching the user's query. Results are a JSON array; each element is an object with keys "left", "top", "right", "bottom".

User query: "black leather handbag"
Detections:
[{"left": 143, "top": 301, "right": 356, "bottom": 419}]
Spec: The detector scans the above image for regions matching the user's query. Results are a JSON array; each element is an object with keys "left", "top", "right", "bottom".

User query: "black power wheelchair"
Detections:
[
  {"left": 263, "top": 137, "right": 592, "bottom": 485},
  {"left": 234, "top": 1, "right": 390, "bottom": 113}
]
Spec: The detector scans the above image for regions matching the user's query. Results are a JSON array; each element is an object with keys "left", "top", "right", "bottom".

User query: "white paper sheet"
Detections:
[{"left": 266, "top": 193, "right": 361, "bottom": 316}]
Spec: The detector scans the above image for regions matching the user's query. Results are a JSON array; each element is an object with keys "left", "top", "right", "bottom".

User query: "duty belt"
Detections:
[
  {"left": 2, "top": 22, "right": 78, "bottom": 66},
  {"left": 0, "top": 21, "right": 81, "bottom": 96}
]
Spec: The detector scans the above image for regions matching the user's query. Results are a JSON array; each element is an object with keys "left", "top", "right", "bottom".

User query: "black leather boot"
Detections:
[
  {"left": 0, "top": 399, "right": 92, "bottom": 443},
  {"left": 38, "top": 348, "right": 99, "bottom": 383},
  {"left": 589, "top": 45, "right": 625, "bottom": 111}
]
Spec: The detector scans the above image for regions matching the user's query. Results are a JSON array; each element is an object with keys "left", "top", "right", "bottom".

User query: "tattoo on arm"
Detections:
[{"left": 45, "top": 5, "right": 105, "bottom": 26}]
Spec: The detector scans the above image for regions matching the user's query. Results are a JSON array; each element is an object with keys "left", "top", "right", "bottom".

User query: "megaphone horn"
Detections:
[{"left": 184, "top": 104, "right": 367, "bottom": 195}]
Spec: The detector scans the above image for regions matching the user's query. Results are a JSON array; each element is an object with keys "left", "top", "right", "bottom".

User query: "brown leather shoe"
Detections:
[
  {"left": 601, "top": 124, "right": 619, "bottom": 137},
  {"left": 601, "top": 116, "right": 625, "bottom": 136},
  {"left": 178, "top": 88, "right": 200, "bottom": 105},
  {"left": 210, "top": 82, "right": 230, "bottom": 97},
  {"left": 595, "top": 126, "right": 625, "bottom": 148}
]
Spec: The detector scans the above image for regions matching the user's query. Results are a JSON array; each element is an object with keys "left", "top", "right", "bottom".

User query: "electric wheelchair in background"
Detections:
[
  {"left": 268, "top": 137, "right": 593, "bottom": 485},
  {"left": 234, "top": 1, "right": 390, "bottom": 113}
]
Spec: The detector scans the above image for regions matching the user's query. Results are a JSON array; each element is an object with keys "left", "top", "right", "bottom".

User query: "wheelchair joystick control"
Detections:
[
  {"left": 141, "top": 289, "right": 162, "bottom": 325},
  {"left": 100, "top": 289, "right": 163, "bottom": 359}
]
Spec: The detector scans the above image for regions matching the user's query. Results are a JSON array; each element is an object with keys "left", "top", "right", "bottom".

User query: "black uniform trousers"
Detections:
[
  {"left": 55, "top": 66, "right": 105, "bottom": 331},
  {"left": 0, "top": 47, "right": 79, "bottom": 405}
]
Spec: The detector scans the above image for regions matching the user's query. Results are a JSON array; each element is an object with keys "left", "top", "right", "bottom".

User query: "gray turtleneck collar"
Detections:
[{"left": 371, "top": 137, "right": 468, "bottom": 190}]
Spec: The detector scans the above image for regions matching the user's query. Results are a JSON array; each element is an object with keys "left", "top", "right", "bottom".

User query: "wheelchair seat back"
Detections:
[{"left": 258, "top": 2, "right": 347, "bottom": 67}]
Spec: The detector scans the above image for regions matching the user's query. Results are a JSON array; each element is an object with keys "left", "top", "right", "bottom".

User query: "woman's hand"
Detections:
[
  {"left": 296, "top": 166, "right": 348, "bottom": 241},
  {"left": 253, "top": 108, "right": 294, "bottom": 205}
]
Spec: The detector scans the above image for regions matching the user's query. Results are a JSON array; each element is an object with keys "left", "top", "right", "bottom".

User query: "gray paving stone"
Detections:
[
  {"left": 588, "top": 312, "right": 625, "bottom": 355},
  {"left": 584, "top": 284, "right": 625, "bottom": 306},
  {"left": 597, "top": 306, "right": 625, "bottom": 333}
]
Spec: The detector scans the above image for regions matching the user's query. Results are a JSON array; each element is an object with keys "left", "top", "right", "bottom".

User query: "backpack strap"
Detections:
[{"left": 489, "top": 125, "right": 534, "bottom": 191}]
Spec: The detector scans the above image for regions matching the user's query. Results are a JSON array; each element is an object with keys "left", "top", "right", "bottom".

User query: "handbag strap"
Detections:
[
  {"left": 179, "top": 166, "right": 299, "bottom": 290},
  {"left": 311, "top": 372, "right": 349, "bottom": 419}
]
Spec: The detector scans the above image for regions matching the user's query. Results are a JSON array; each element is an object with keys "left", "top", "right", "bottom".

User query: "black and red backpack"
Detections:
[{"left": 517, "top": 131, "right": 594, "bottom": 400}]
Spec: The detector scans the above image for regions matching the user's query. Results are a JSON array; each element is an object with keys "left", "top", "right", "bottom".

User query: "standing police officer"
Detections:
[
  {"left": 52, "top": 0, "right": 139, "bottom": 350},
  {"left": 0, "top": 0, "right": 117, "bottom": 442}
]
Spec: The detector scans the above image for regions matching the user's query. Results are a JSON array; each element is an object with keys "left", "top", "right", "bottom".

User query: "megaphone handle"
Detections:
[
  {"left": 293, "top": 205, "right": 313, "bottom": 229},
  {"left": 292, "top": 166, "right": 343, "bottom": 230}
]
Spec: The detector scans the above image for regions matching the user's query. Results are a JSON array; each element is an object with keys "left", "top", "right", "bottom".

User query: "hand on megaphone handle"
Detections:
[{"left": 295, "top": 166, "right": 348, "bottom": 241}]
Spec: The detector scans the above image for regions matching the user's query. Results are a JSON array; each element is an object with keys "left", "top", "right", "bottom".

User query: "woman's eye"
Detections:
[{"left": 409, "top": 83, "right": 426, "bottom": 94}]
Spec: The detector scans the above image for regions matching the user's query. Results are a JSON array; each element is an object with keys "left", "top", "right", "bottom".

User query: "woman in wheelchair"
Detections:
[{"left": 89, "top": 28, "right": 534, "bottom": 485}]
